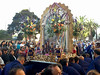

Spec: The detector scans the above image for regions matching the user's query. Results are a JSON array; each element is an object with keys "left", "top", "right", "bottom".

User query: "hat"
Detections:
[
  {"left": 94, "top": 48, "right": 100, "bottom": 55},
  {"left": 96, "top": 41, "right": 100, "bottom": 48}
]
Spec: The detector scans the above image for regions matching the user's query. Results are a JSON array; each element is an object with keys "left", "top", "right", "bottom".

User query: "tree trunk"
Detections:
[
  {"left": 89, "top": 27, "right": 93, "bottom": 41},
  {"left": 75, "top": 36, "right": 78, "bottom": 41}
]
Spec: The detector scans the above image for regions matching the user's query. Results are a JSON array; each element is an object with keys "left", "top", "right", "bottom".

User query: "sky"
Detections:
[{"left": 0, "top": 0, "right": 100, "bottom": 31}]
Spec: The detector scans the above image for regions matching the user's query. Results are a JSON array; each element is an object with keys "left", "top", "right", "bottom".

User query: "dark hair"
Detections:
[
  {"left": 51, "top": 43, "right": 53, "bottom": 45},
  {"left": 69, "top": 57, "right": 74, "bottom": 63},
  {"left": 59, "top": 58, "right": 68, "bottom": 66},
  {"left": 2, "top": 47, "right": 8, "bottom": 51},
  {"left": 17, "top": 55, "right": 25, "bottom": 61},
  {"left": 57, "top": 63, "right": 63, "bottom": 71},
  {"left": 87, "top": 70, "right": 100, "bottom": 75},
  {"left": 82, "top": 53, "right": 86, "bottom": 57},
  {"left": 82, "top": 53, "right": 90, "bottom": 58},
  {"left": 8, "top": 67, "right": 24, "bottom": 75},
  {"left": 74, "top": 57, "right": 79, "bottom": 63},
  {"left": 42, "top": 45, "right": 44, "bottom": 48},
  {"left": 10, "top": 49, "right": 14, "bottom": 53},
  {"left": 41, "top": 68, "right": 53, "bottom": 75},
  {"left": 85, "top": 53, "right": 90, "bottom": 58},
  {"left": 94, "top": 48, "right": 100, "bottom": 55}
]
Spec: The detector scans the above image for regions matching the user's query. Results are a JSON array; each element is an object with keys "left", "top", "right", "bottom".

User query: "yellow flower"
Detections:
[
  {"left": 58, "top": 15, "right": 60, "bottom": 17},
  {"left": 30, "top": 30, "right": 33, "bottom": 32},
  {"left": 31, "top": 22, "right": 33, "bottom": 25},
  {"left": 54, "top": 9, "right": 56, "bottom": 12},
  {"left": 33, "top": 24, "right": 36, "bottom": 27},
  {"left": 33, "top": 28, "right": 36, "bottom": 31},
  {"left": 52, "top": 19, "right": 54, "bottom": 21},
  {"left": 53, "top": 29, "right": 56, "bottom": 32},
  {"left": 61, "top": 24, "right": 64, "bottom": 26},
  {"left": 24, "top": 23, "right": 26, "bottom": 25}
]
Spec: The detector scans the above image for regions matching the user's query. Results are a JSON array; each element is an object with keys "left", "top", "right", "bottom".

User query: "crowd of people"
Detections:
[{"left": 0, "top": 40, "right": 100, "bottom": 75}]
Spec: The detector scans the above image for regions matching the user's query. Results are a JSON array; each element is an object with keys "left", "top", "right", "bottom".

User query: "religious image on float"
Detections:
[{"left": 43, "top": 3, "right": 69, "bottom": 51}]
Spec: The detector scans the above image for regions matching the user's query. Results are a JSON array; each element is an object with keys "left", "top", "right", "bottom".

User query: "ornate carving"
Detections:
[{"left": 40, "top": 2, "right": 73, "bottom": 52}]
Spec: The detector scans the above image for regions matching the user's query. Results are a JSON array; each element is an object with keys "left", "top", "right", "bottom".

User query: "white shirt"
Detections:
[
  {"left": 0, "top": 57, "right": 4, "bottom": 64},
  {"left": 20, "top": 44, "right": 25, "bottom": 47}
]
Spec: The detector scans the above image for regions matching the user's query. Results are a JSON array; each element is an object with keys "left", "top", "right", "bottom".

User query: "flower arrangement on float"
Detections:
[
  {"left": 21, "top": 22, "right": 36, "bottom": 35},
  {"left": 20, "top": 16, "right": 37, "bottom": 41},
  {"left": 73, "top": 19, "right": 84, "bottom": 39},
  {"left": 48, "top": 13, "right": 66, "bottom": 35}
]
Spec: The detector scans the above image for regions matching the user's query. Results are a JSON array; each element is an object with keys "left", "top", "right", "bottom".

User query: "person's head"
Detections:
[
  {"left": 74, "top": 56, "right": 79, "bottom": 64},
  {"left": 92, "top": 42, "right": 95, "bottom": 45},
  {"left": 0, "top": 50, "right": 2, "bottom": 56},
  {"left": 17, "top": 55, "right": 25, "bottom": 65},
  {"left": 3, "top": 48, "right": 8, "bottom": 54},
  {"left": 79, "top": 56, "right": 84, "bottom": 60},
  {"left": 96, "top": 42, "right": 100, "bottom": 48},
  {"left": 10, "top": 50, "right": 14, "bottom": 55},
  {"left": 8, "top": 68, "right": 25, "bottom": 75},
  {"left": 2, "top": 41, "right": 6, "bottom": 45},
  {"left": 85, "top": 53, "right": 90, "bottom": 58},
  {"left": 47, "top": 41, "right": 49, "bottom": 45},
  {"left": 59, "top": 58, "right": 68, "bottom": 66},
  {"left": 94, "top": 48, "right": 100, "bottom": 58},
  {"left": 21, "top": 46, "right": 25, "bottom": 51},
  {"left": 25, "top": 46, "right": 29, "bottom": 50},
  {"left": 51, "top": 43, "right": 53, "bottom": 48},
  {"left": 73, "top": 44, "right": 76, "bottom": 47},
  {"left": 69, "top": 57, "right": 75, "bottom": 63},
  {"left": 42, "top": 45, "right": 44, "bottom": 49},
  {"left": 11, "top": 40, "right": 14, "bottom": 44},
  {"left": 41, "top": 68, "right": 53, "bottom": 75},
  {"left": 87, "top": 70, "right": 100, "bottom": 75},
  {"left": 37, "top": 44, "right": 40, "bottom": 47},
  {"left": 51, "top": 64, "right": 62, "bottom": 75},
  {"left": 45, "top": 43, "right": 47, "bottom": 47},
  {"left": 21, "top": 41, "right": 25, "bottom": 44},
  {"left": 9, "top": 42, "right": 12, "bottom": 46}
]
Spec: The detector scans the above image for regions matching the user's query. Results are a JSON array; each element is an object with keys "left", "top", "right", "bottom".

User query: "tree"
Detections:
[
  {"left": 7, "top": 9, "right": 40, "bottom": 41},
  {"left": 73, "top": 16, "right": 100, "bottom": 41},
  {"left": 0, "top": 30, "right": 12, "bottom": 40},
  {"left": 73, "top": 16, "right": 86, "bottom": 40},
  {"left": 86, "top": 19, "right": 100, "bottom": 41},
  {"left": 17, "top": 33, "right": 23, "bottom": 40}
]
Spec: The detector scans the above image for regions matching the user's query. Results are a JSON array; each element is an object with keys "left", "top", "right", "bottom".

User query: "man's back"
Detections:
[
  {"left": 2, "top": 60, "right": 25, "bottom": 75},
  {"left": 79, "top": 59, "right": 90, "bottom": 72},
  {"left": 69, "top": 63, "right": 85, "bottom": 75},
  {"left": 87, "top": 56, "right": 100, "bottom": 73},
  {"left": 63, "top": 66, "right": 80, "bottom": 75}
]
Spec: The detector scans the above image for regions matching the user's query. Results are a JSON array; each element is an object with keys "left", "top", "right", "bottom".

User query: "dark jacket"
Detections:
[
  {"left": 69, "top": 63, "right": 85, "bottom": 75},
  {"left": 87, "top": 56, "right": 100, "bottom": 73},
  {"left": 79, "top": 59, "right": 90, "bottom": 72},
  {"left": 84, "top": 57, "right": 92, "bottom": 63},
  {"left": 63, "top": 66, "right": 80, "bottom": 75},
  {"left": 1, "top": 60, "right": 25, "bottom": 75},
  {"left": 1, "top": 54, "right": 10, "bottom": 64},
  {"left": 9, "top": 54, "right": 16, "bottom": 62}
]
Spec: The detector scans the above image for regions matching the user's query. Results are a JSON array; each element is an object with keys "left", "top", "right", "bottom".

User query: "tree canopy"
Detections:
[
  {"left": 7, "top": 9, "right": 40, "bottom": 35},
  {"left": 0, "top": 30, "right": 12, "bottom": 40},
  {"left": 73, "top": 16, "right": 100, "bottom": 41}
]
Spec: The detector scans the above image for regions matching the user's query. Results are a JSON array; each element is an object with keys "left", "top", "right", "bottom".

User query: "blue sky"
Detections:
[{"left": 0, "top": 0, "right": 100, "bottom": 31}]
